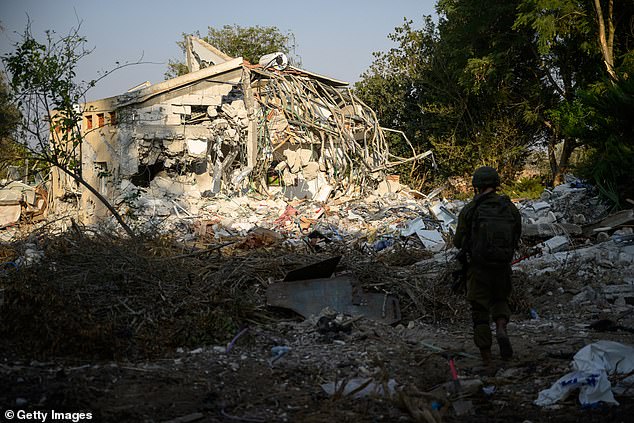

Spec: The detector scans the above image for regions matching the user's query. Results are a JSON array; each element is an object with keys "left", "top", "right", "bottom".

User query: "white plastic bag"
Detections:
[{"left": 535, "top": 341, "right": 634, "bottom": 407}]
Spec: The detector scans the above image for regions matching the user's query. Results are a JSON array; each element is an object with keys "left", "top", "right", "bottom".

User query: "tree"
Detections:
[
  {"left": 357, "top": 0, "right": 633, "bottom": 194},
  {"left": 514, "top": 0, "right": 634, "bottom": 185},
  {"left": 514, "top": 0, "right": 605, "bottom": 184},
  {"left": 594, "top": 0, "right": 618, "bottom": 82},
  {"left": 2, "top": 24, "right": 135, "bottom": 237},
  {"left": 579, "top": 75, "right": 634, "bottom": 206},
  {"left": 0, "top": 75, "right": 25, "bottom": 179},
  {"left": 166, "top": 24, "right": 300, "bottom": 79},
  {"left": 356, "top": 2, "right": 543, "bottom": 183}
]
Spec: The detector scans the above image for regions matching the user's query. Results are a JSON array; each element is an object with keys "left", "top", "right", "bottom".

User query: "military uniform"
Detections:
[{"left": 454, "top": 191, "right": 522, "bottom": 353}]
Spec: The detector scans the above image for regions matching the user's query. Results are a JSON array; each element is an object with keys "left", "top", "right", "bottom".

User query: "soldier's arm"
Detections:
[
  {"left": 453, "top": 204, "right": 472, "bottom": 249},
  {"left": 511, "top": 202, "right": 522, "bottom": 246}
]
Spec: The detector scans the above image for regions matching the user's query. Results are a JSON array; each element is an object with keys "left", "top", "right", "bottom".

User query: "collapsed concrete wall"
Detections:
[{"left": 55, "top": 49, "right": 428, "bottom": 224}]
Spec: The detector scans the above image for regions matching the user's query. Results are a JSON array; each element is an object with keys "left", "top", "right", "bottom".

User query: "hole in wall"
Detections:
[{"left": 130, "top": 161, "right": 165, "bottom": 187}]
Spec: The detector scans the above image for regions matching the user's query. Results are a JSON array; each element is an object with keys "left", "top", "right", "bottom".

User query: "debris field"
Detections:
[{"left": 1, "top": 176, "right": 634, "bottom": 422}]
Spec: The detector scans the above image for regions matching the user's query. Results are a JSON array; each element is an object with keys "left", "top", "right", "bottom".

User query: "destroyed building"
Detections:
[{"left": 51, "top": 37, "right": 429, "bottom": 223}]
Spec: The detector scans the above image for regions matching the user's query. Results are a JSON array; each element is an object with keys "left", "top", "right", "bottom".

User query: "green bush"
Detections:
[{"left": 500, "top": 176, "right": 545, "bottom": 200}]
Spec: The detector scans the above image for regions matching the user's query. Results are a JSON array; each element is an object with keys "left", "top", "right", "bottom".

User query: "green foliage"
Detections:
[
  {"left": 356, "top": 2, "right": 542, "bottom": 183},
  {"left": 166, "top": 25, "right": 300, "bottom": 79},
  {"left": 0, "top": 75, "right": 26, "bottom": 178},
  {"left": 356, "top": 0, "right": 633, "bottom": 190},
  {"left": 513, "top": 0, "right": 595, "bottom": 56},
  {"left": 500, "top": 176, "right": 545, "bottom": 199},
  {"left": 545, "top": 98, "right": 590, "bottom": 139},
  {"left": 2, "top": 26, "right": 91, "bottom": 166},
  {"left": 207, "top": 24, "right": 297, "bottom": 65},
  {"left": 164, "top": 59, "right": 189, "bottom": 80},
  {"left": 576, "top": 70, "right": 634, "bottom": 207},
  {"left": 2, "top": 24, "right": 135, "bottom": 236}
]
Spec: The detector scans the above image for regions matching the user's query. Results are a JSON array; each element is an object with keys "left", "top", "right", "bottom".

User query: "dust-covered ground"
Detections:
[{"left": 1, "top": 308, "right": 634, "bottom": 423}]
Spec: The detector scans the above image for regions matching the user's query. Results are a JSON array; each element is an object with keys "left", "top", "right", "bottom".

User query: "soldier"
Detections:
[{"left": 453, "top": 166, "right": 522, "bottom": 365}]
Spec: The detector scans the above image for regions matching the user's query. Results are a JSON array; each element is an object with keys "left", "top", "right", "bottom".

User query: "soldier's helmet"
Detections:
[{"left": 472, "top": 166, "right": 500, "bottom": 188}]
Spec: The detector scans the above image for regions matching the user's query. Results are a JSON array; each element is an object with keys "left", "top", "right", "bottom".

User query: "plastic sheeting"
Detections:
[{"left": 535, "top": 340, "right": 634, "bottom": 407}]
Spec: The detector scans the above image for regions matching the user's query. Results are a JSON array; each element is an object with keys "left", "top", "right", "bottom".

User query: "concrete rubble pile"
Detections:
[
  {"left": 512, "top": 177, "right": 634, "bottom": 308},
  {"left": 55, "top": 37, "right": 432, "bottom": 224},
  {"left": 0, "top": 181, "right": 47, "bottom": 230}
]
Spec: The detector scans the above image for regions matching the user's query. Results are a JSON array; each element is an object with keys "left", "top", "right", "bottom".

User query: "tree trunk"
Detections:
[
  {"left": 59, "top": 166, "right": 135, "bottom": 238},
  {"left": 594, "top": 0, "right": 618, "bottom": 82},
  {"left": 547, "top": 136, "right": 559, "bottom": 186},
  {"left": 552, "top": 137, "right": 577, "bottom": 186}
]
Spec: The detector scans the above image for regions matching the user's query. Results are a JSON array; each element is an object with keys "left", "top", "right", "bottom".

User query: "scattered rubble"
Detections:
[
  {"left": 52, "top": 38, "right": 433, "bottom": 226},
  {"left": 0, "top": 181, "right": 47, "bottom": 229},
  {"left": 3, "top": 170, "right": 634, "bottom": 421}
]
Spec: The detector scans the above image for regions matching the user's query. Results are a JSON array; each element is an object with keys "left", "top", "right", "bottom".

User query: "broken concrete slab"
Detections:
[
  {"left": 302, "top": 162, "right": 321, "bottom": 180},
  {"left": 0, "top": 204, "right": 21, "bottom": 228},
  {"left": 375, "top": 180, "right": 402, "bottom": 196},
  {"left": 4, "top": 181, "right": 37, "bottom": 205},
  {"left": 321, "top": 378, "right": 397, "bottom": 399},
  {"left": 266, "top": 276, "right": 401, "bottom": 324},
  {"left": 313, "top": 184, "right": 333, "bottom": 203},
  {"left": 583, "top": 209, "right": 634, "bottom": 236},
  {"left": 537, "top": 235, "right": 570, "bottom": 254},
  {"left": 0, "top": 190, "right": 21, "bottom": 206},
  {"left": 522, "top": 223, "right": 582, "bottom": 237},
  {"left": 186, "top": 139, "right": 207, "bottom": 156},
  {"left": 150, "top": 177, "right": 186, "bottom": 197},
  {"left": 602, "top": 285, "right": 634, "bottom": 304}
]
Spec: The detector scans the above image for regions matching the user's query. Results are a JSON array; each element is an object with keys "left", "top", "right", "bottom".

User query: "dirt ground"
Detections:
[{"left": 2, "top": 279, "right": 634, "bottom": 423}]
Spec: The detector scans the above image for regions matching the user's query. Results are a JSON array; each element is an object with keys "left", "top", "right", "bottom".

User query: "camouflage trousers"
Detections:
[{"left": 466, "top": 264, "right": 512, "bottom": 350}]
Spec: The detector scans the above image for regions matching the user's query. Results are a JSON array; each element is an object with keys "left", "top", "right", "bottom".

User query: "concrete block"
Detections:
[
  {"left": 313, "top": 183, "right": 333, "bottom": 203},
  {"left": 225, "top": 128, "right": 237, "bottom": 139},
  {"left": 535, "top": 211, "right": 557, "bottom": 224},
  {"left": 165, "top": 114, "right": 182, "bottom": 125},
  {"left": 138, "top": 197, "right": 172, "bottom": 216},
  {"left": 221, "top": 103, "right": 237, "bottom": 118},
  {"left": 538, "top": 235, "right": 569, "bottom": 253},
  {"left": 150, "top": 176, "right": 185, "bottom": 197},
  {"left": 0, "top": 190, "right": 21, "bottom": 206},
  {"left": 522, "top": 223, "right": 582, "bottom": 237},
  {"left": 602, "top": 285, "right": 634, "bottom": 301},
  {"left": 302, "top": 162, "right": 321, "bottom": 180},
  {"left": 4, "top": 182, "right": 36, "bottom": 205},
  {"left": 375, "top": 180, "right": 401, "bottom": 196},
  {"left": 170, "top": 105, "right": 191, "bottom": 115},
  {"left": 0, "top": 204, "right": 21, "bottom": 228},
  {"left": 164, "top": 139, "right": 185, "bottom": 154},
  {"left": 207, "top": 106, "right": 219, "bottom": 117},
  {"left": 187, "top": 139, "right": 208, "bottom": 156},
  {"left": 584, "top": 210, "right": 634, "bottom": 235}
]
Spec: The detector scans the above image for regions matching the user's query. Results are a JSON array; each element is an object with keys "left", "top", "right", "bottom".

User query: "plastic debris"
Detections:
[
  {"left": 321, "top": 378, "right": 397, "bottom": 399},
  {"left": 535, "top": 341, "right": 634, "bottom": 407},
  {"left": 269, "top": 346, "right": 290, "bottom": 365}
]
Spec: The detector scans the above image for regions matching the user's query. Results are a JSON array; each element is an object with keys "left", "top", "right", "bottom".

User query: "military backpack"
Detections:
[{"left": 469, "top": 195, "right": 517, "bottom": 266}]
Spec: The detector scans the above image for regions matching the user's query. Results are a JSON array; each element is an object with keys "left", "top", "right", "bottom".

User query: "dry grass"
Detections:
[{"left": 0, "top": 227, "right": 527, "bottom": 360}]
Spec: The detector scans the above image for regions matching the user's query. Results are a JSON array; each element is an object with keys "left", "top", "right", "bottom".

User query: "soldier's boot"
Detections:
[
  {"left": 495, "top": 318, "right": 513, "bottom": 360},
  {"left": 480, "top": 348, "right": 492, "bottom": 365},
  {"left": 476, "top": 348, "right": 497, "bottom": 376}
]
